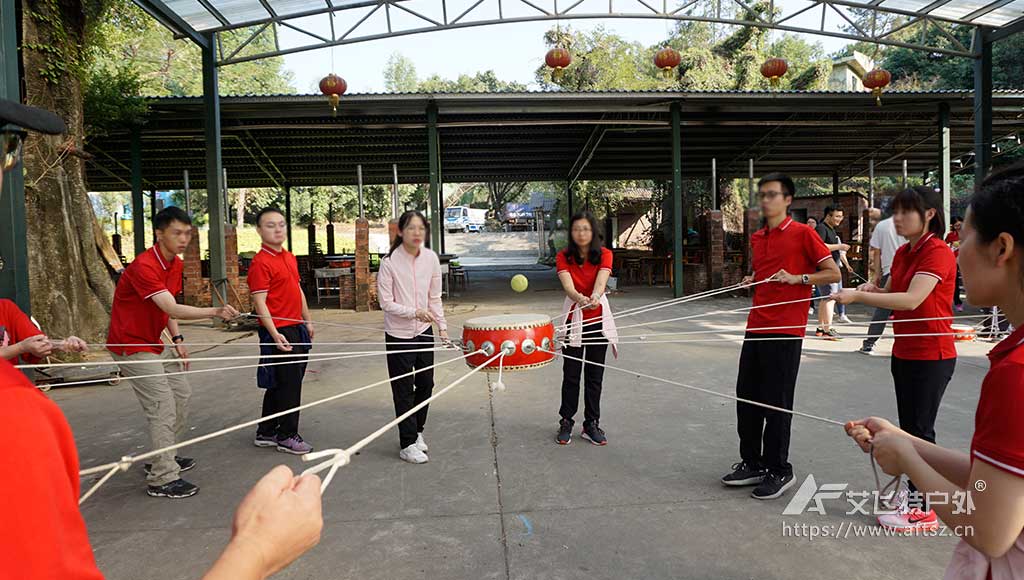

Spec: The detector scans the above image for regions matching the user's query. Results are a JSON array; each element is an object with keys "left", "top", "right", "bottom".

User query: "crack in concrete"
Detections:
[{"left": 488, "top": 386, "right": 512, "bottom": 580}]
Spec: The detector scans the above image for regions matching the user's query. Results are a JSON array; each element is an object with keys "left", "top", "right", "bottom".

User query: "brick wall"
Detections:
[
  {"left": 341, "top": 271, "right": 379, "bottom": 311},
  {"left": 355, "top": 218, "right": 370, "bottom": 312},
  {"left": 703, "top": 210, "right": 725, "bottom": 290},
  {"left": 181, "top": 224, "right": 250, "bottom": 312}
]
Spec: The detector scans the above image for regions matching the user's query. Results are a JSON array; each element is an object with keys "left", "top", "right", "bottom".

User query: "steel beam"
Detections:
[
  {"left": 671, "top": 102, "right": 684, "bottom": 298},
  {"left": 202, "top": 34, "right": 228, "bottom": 308}
]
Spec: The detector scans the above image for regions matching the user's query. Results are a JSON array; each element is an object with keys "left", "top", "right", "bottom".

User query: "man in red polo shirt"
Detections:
[
  {"left": 946, "top": 215, "right": 964, "bottom": 312},
  {"left": 249, "top": 207, "right": 315, "bottom": 455},
  {"left": 107, "top": 206, "right": 239, "bottom": 499},
  {"left": 721, "top": 173, "right": 840, "bottom": 501}
]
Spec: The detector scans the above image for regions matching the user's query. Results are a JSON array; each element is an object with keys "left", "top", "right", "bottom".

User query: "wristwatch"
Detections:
[
  {"left": 801, "top": 274, "right": 810, "bottom": 285},
  {"left": 171, "top": 334, "right": 185, "bottom": 344}
]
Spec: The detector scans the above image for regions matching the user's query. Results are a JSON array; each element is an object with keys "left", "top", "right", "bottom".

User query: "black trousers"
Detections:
[
  {"left": 257, "top": 325, "right": 311, "bottom": 438},
  {"left": 891, "top": 356, "right": 955, "bottom": 496},
  {"left": 863, "top": 274, "right": 892, "bottom": 350},
  {"left": 953, "top": 268, "right": 963, "bottom": 307},
  {"left": 386, "top": 329, "right": 435, "bottom": 449},
  {"left": 559, "top": 320, "right": 608, "bottom": 426},
  {"left": 735, "top": 333, "right": 803, "bottom": 476}
]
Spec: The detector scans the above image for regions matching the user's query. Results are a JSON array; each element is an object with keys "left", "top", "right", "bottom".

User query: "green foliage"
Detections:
[
  {"left": 82, "top": 63, "right": 147, "bottom": 136},
  {"left": 535, "top": 20, "right": 829, "bottom": 92},
  {"left": 384, "top": 53, "right": 419, "bottom": 92}
]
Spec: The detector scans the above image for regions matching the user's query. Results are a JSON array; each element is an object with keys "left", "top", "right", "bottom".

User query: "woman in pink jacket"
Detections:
[{"left": 377, "top": 210, "right": 449, "bottom": 465}]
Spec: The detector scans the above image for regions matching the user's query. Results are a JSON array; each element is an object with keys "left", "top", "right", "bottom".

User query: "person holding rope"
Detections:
[
  {"left": 554, "top": 210, "right": 618, "bottom": 446},
  {"left": 1, "top": 298, "right": 87, "bottom": 364},
  {"left": 859, "top": 208, "right": 907, "bottom": 356},
  {"left": 377, "top": 210, "right": 449, "bottom": 465},
  {"left": 722, "top": 173, "right": 840, "bottom": 500},
  {"left": 107, "top": 206, "right": 240, "bottom": 499},
  {"left": 847, "top": 162, "right": 1024, "bottom": 576},
  {"left": 249, "top": 207, "right": 315, "bottom": 455},
  {"left": 813, "top": 205, "right": 850, "bottom": 340},
  {"left": 835, "top": 185, "right": 957, "bottom": 531},
  {"left": 0, "top": 98, "right": 321, "bottom": 580}
]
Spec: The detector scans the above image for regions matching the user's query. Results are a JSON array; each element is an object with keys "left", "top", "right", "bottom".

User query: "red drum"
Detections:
[
  {"left": 952, "top": 324, "right": 976, "bottom": 341},
  {"left": 462, "top": 314, "right": 556, "bottom": 371}
]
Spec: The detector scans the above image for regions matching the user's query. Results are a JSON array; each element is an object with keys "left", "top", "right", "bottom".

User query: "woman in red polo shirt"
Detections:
[
  {"left": 555, "top": 211, "right": 617, "bottom": 447},
  {"left": 846, "top": 162, "right": 1024, "bottom": 578},
  {"left": 835, "top": 185, "right": 957, "bottom": 531}
]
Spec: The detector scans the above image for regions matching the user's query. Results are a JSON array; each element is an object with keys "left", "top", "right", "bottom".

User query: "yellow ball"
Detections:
[{"left": 511, "top": 274, "right": 529, "bottom": 293}]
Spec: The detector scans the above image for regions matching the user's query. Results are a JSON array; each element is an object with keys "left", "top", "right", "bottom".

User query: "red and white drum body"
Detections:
[
  {"left": 952, "top": 324, "right": 976, "bottom": 341},
  {"left": 462, "top": 314, "right": 555, "bottom": 371}
]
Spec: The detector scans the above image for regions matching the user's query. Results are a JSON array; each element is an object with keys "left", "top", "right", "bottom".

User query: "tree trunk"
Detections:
[
  {"left": 20, "top": 0, "right": 115, "bottom": 341},
  {"left": 236, "top": 187, "right": 246, "bottom": 226}
]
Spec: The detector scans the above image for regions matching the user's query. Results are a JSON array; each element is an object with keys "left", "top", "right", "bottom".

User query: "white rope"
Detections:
[
  {"left": 554, "top": 280, "right": 757, "bottom": 331},
  {"left": 579, "top": 295, "right": 831, "bottom": 336},
  {"left": 84, "top": 341, "right": 409, "bottom": 348},
  {"left": 541, "top": 348, "right": 844, "bottom": 427},
  {"left": 301, "top": 350, "right": 500, "bottom": 492},
  {"left": 604, "top": 314, "right": 989, "bottom": 339},
  {"left": 77, "top": 351, "right": 479, "bottom": 501},
  {"left": 245, "top": 314, "right": 385, "bottom": 334},
  {"left": 18, "top": 347, "right": 448, "bottom": 370},
  {"left": 596, "top": 331, "right": 976, "bottom": 345}
]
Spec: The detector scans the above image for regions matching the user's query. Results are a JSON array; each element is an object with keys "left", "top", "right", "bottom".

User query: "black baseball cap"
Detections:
[{"left": 0, "top": 98, "right": 66, "bottom": 134}]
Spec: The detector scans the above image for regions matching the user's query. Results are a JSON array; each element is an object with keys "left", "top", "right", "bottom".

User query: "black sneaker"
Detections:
[
  {"left": 556, "top": 419, "right": 573, "bottom": 445},
  {"left": 824, "top": 328, "right": 841, "bottom": 341},
  {"left": 147, "top": 478, "right": 199, "bottom": 499},
  {"left": 751, "top": 471, "right": 796, "bottom": 500},
  {"left": 815, "top": 327, "right": 825, "bottom": 337},
  {"left": 858, "top": 344, "right": 875, "bottom": 356},
  {"left": 581, "top": 422, "right": 607, "bottom": 446},
  {"left": 721, "top": 461, "right": 767, "bottom": 487},
  {"left": 143, "top": 456, "right": 196, "bottom": 476}
]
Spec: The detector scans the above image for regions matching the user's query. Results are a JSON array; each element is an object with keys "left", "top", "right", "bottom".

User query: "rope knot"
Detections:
[
  {"left": 117, "top": 456, "right": 134, "bottom": 472},
  {"left": 301, "top": 448, "right": 352, "bottom": 493}
]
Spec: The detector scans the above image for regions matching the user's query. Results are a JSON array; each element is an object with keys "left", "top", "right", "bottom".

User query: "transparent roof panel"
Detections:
[
  {"left": 164, "top": 0, "right": 224, "bottom": 29},
  {"left": 973, "top": 0, "right": 1024, "bottom": 25},
  {"left": 208, "top": 0, "right": 270, "bottom": 24},
  {"left": 149, "top": 0, "right": 1024, "bottom": 35}
]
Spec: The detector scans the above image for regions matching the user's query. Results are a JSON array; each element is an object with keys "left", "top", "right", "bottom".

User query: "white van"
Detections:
[{"left": 444, "top": 206, "right": 487, "bottom": 233}]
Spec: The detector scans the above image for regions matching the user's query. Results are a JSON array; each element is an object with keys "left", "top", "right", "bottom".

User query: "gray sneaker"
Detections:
[
  {"left": 254, "top": 433, "right": 278, "bottom": 448},
  {"left": 276, "top": 434, "right": 313, "bottom": 455}
]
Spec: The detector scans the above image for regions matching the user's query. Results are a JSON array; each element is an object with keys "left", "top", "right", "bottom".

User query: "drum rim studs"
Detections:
[
  {"left": 480, "top": 341, "right": 495, "bottom": 356},
  {"left": 521, "top": 338, "right": 536, "bottom": 355},
  {"left": 500, "top": 340, "right": 516, "bottom": 355}
]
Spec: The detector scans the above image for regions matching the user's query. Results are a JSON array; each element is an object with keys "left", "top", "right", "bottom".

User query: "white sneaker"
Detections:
[
  {"left": 399, "top": 444, "right": 429, "bottom": 464},
  {"left": 839, "top": 315, "right": 853, "bottom": 324},
  {"left": 415, "top": 433, "right": 429, "bottom": 453}
]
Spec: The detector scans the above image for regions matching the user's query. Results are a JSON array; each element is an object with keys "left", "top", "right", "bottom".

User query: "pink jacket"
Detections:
[{"left": 377, "top": 244, "right": 447, "bottom": 339}]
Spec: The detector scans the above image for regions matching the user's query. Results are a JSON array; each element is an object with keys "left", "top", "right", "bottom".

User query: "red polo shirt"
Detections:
[
  {"left": 107, "top": 246, "right": 183, "bottom": 355},
  {"left": 0, "top": 359, "right": 105, "bottom": 580},
  {"left": 945, "top": 230, "right": 960, "bottom": 256},
  {"left": 247, "top": 244, "right": 303, "bottom": 328},
  {"left": 747, "top": 217, "right": 832, "bottom": 336},
  {"left": 890, "top": 233, "right": 956, "bottom": 360},
  {"left": 971, "top": 324, "right": 1024, "bottom": 479},
  {"left": 556, "top": 247, "right": 613, "bottom": 320},
  {"left": 0, "top": 299, "right": 44, "bottom": 364}
]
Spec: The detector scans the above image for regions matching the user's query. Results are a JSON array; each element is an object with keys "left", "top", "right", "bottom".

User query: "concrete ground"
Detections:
[{"left": 57, "top": 266, "right": 995, "bottom": 580}]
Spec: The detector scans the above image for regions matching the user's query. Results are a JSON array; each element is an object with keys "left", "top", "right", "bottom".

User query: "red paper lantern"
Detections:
[
  {"left": 863, "top": 68, "right": 892, "bottom": 106},
  {"left": 319, "top": 73, "right": 348, "bottom": 115},
  {"left": 760, "top": 58, "right": 789, "bottom": 88},
  {"left": 545, "top": 48, "right": 572, "bottom": 81},
  {"left": 654, "top": 47, "right": 681, "bottom": 80}
]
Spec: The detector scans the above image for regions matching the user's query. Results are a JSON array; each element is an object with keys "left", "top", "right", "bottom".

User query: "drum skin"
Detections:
[{"left": 462, "top": 314, "right": 556, "bottom": 371}]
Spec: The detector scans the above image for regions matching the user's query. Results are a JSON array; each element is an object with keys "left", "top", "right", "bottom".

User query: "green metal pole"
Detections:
[
  {"left": 566, "top": 180, "right": 574, "bottom": 220},
  {"left": 130, "top": 125, "right": 145, "bottom": 255},
  {"left": 974, "top": 28, "right": 993, "bottom": 187},
  {"left": 285, "top": 184, "right": 292, "bottom": 252},
  {"left": 671, "top": 102, "right": 684, "bottom": 298},
  {"left": 427, "top": 103, "right": 441, "bottom": 251},
  {"left": 203, "top": 34, "right": 227, "bottom": 307},
  {"left": 0, "top": 0, "right": 30, "bottom": 312}
]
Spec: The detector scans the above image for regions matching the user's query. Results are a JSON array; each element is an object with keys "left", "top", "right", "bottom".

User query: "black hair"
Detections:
[
  {"left": 823, "top": 205, "right": 844, "bottom": 217},
  {"left": 757, "top": 173, "right": 796, "bottom": 199},
  {"left": 563, "top": 211, "right": 603, "bottom": 266},
  {"left": 255, "top": 206, "right": 286, "bottom": 226},
  {"left": 968, "top": 160, "right": 1024, "bottom": 251},
  {"left": 388, "top": 210, "right": 428, "bottom": 257},
  {"left": 892, "top": 185, "right": 946, "bottom": 238},
  {"left": 951, "top": 215, "right": 964, "bottom": 225},
  {"left": 153, "top": 206, "right": 191, "bottom": 230}
]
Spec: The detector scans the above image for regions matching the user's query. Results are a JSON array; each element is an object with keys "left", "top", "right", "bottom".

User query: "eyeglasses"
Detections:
[{"left": 2, "top": 131, "right": 26, "bottom": 173}]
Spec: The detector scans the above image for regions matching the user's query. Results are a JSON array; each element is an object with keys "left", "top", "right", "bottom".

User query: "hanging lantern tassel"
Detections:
[
  {"left": 872, "top": 87, "right": 883, "bottom": 107},
  {"left": 552, "top": 67, "right": 564, "bottom": 81},
  {"left": 329, "top": 94, "right": 340, "bottom": 116}
]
